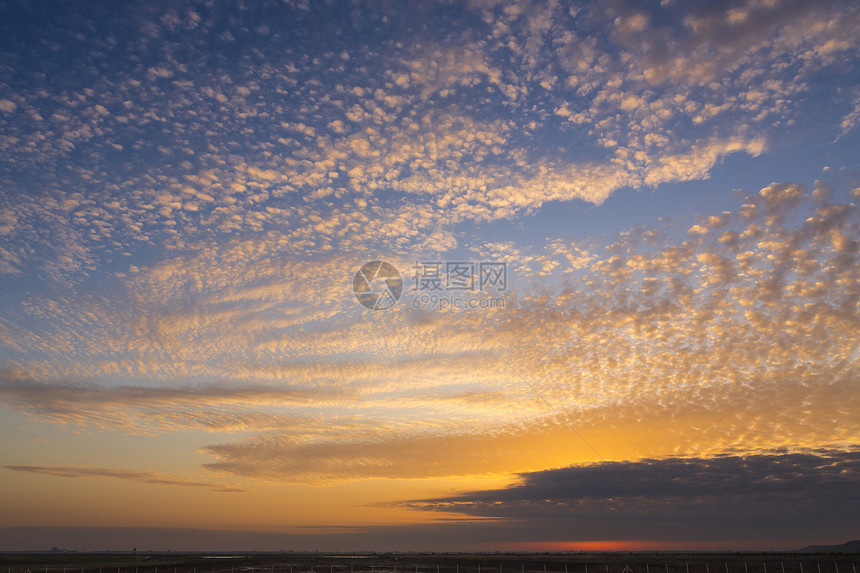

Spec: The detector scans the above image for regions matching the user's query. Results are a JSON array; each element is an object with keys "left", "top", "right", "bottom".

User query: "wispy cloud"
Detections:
[{"left": 4, "top": 465, "right": 250, "bottom": 493}]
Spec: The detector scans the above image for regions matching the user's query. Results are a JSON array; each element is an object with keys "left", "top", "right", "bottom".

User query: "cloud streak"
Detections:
[{"left": 4, "top": 465, "right": 250, "bottom": 493}]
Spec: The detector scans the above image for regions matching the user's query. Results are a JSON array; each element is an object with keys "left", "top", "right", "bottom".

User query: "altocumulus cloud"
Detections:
[
  {"left": 1, "top": 184, "right": 857, "bottom": 484},
  {"left": 0, "top": 0, "right": 859, "bottom": 549},
  {"left": 1, "top": 0, "right": 858, "bottom": 278}
]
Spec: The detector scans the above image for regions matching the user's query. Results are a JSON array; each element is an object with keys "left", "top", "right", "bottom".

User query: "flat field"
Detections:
[{"left": 1, "top": 553, "right": 857, "bottom": 573}]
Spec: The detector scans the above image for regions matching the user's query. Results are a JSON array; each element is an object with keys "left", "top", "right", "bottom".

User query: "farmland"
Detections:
[{"left": 1, "top": 552, "right": 857, "bottom": 573}]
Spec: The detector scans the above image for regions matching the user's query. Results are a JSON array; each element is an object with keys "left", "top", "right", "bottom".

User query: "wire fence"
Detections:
[{"left": 4, "top": 559, "right": 858, "bottom": 573}]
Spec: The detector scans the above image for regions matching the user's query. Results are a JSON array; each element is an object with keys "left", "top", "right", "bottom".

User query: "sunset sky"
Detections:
[{"left": 1, "top": 0, "right": 859, "bottom": 552}]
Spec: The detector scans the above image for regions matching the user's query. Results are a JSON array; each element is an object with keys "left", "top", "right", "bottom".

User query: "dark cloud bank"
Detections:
[{"left": 396, "top": 451, "right": 860, "bottom": 544}]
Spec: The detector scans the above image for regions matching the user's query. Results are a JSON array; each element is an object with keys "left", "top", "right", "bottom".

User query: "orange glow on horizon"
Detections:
[{"left": 481, "top": 540, "right": 787, "bottom": 552}]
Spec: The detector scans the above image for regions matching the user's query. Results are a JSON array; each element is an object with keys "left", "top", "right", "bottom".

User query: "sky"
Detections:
[{"left": 0, "top": 0, "right": 859, "bottom": 553}]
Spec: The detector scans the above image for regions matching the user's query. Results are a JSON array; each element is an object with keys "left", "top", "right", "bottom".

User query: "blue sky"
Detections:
[{"left": 1, "top": 0, "right": 859, "bottom": 552}]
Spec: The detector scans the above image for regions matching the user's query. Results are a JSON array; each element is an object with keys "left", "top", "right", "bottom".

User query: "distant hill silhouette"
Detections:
[{"left": 797, "top": 540, "right": 860, "bottom": 553}]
